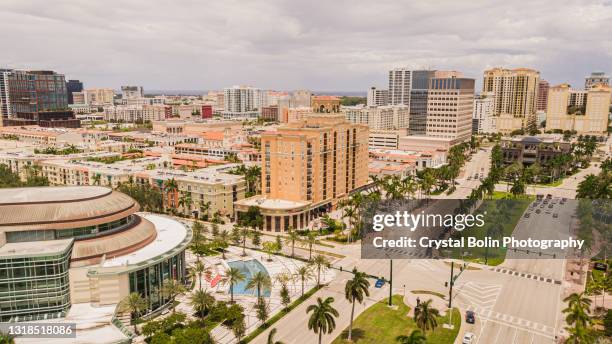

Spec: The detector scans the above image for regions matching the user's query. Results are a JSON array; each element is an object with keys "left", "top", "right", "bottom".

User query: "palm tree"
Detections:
[
  {"left": 223, "top": 267, "right": 246, "bottom": 303},
  {"left": 190, "top": 260, "right": 210, "bottom": 291},
  {"left": 344, "top": 268, "right": 370, "bottom": 341},
  {"left": 246, "top": 271, "right": 272, "bottom": 299},
  {"left": 215, "top": 230, "right": 230, "bottom": 259},
  {"left": 189, "top": 289, "right": 215, "bottom": 318},
  {"left": 161, "top": 279, "right": 186, "bottom": 314},
  {"left": 118, "top": 292, "right": 148, "bottom": 334},
  {"left": 413, "top": 299, "right": 440, "bottom": 334},
  {"left": 311, "top": 255, "right": 329, "bottom": 287},
  {"left": 304, "top": 231, "right": 317, "bottom": 260},
  {"left": 563, "top": 292, "right": 592, "bottom": 328},
  {"left": 240, "top": 226, "right": 250, "bottom": 256},
  {"left": 267, "top": 328, "right": 285, "bottom": 344},
  {"left": 396, "top": 330, "right": 426, "bottom": 344},
  {"left": 178, "top": 191, "right": 192, "bottom": 216},
  {"left": 296, "top": 265, "right": 314, "bottom": 296},
  {"left": 163, "top": 178, "right": 179, "bottom": 210},
  {"left": 285, "top": 228, "right": 300, "bottom": 257},
  {"left": 307, "top": 297, "right": 339, "bottom": 344},
  {"left": 92, "top": 173, "right": 101, "bottom": 186}
]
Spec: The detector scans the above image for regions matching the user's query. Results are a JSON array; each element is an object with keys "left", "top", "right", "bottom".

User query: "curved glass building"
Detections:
[{"left": 0, "top": 186, "right": 191, "bottom": 327}]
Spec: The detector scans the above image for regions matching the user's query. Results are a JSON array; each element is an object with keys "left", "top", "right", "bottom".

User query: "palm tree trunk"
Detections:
[
  {"left": 301, "top": 279, "right": 304, "bottom": 296},
  {"left": 199, "top": 274, "right": 202, "bottom": 291},
  {"left": 318, "top": 331, "right": 322, "bottom": 344},
  {"left": 230, "top": 283, "right": 234, "bottom": 303},
  {"left": 317, "top": 267, "right": 321, "bottom": 286},
  {"left": 292, "top": 241, "right": 295, "bottom": 257},
  {"left": 348, "top": 297, "right": 355, "bottom": 340}
]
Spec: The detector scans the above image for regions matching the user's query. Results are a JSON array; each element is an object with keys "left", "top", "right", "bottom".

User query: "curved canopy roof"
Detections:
[{"left": 0, "top": 186, "right": 139, "bottom": 229}]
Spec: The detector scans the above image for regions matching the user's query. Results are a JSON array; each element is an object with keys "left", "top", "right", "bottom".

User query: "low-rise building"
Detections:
[{"left": 500, "top": 136, "right": 571, "bottom": 166}]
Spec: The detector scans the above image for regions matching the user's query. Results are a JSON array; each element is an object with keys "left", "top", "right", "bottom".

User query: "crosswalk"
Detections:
[
  {"left": 454, "top": 282, "right": 501, "bottom": 311},
  {"left": 454, "top": 282, "right": 556, "bottom": 341},
  {"left": 490, "top": 267, "right": 562, "bottom": 285}
]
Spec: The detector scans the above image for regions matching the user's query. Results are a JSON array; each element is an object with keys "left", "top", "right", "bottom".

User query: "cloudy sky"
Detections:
[{"left": 1, "top": 0, "right": 611, "bottom": 92}]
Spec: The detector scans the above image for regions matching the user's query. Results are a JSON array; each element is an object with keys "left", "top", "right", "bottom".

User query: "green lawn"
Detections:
[
  {"left": 449, "top": 198, "right": 532, "bottom": 266},
  {"left": 332, "top": 295, "right": 460, "bottom": 344}
]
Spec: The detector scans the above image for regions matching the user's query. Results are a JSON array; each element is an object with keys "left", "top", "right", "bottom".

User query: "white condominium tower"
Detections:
[
  {"left": 367, "top": 87, "right": 389, "bottom": 106},
  {"left": 223, "top": 85, "right": 262, "bottom": 118},
  {"left": 388, "top": 68, "right": 412, "bottom": 106}
]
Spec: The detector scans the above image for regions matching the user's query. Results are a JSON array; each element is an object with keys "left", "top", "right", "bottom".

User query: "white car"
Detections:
[{"left": 463, "top": 332, "right": 475, "bottom": 344}]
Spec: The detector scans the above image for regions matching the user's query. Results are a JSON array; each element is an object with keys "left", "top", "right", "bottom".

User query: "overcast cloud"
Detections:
[{"left": 1, "top": 0, "right": 611, "bottom": 92}]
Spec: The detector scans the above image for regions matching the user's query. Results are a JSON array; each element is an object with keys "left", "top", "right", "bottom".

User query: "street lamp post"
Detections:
[{"left": 388, "top": 259, "right": 393, "bottom": 306}]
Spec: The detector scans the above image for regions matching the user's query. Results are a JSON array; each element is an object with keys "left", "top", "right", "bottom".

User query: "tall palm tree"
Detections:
[
  {"left": 311, "top": 255, "right": 329, "bottom": 287},
  {"left": 307, "top": 297, "right": 339, "bottom": 344},
  {"left": 267, "top": 328, "right": 285, "bottom": 344},
  {"left": 240, "top": 226, "right": 250, "bottom": 256},
  {"left": 163, "top": 178, "right": 179, "bottom": 210},
  {"left": 161, "top": 279, "right": 186, "bottom": 314},
  {"left": 396, "top": 330, "right": 426, "bottom": 344},
  {"left": 118, "top": 292, "right": 148, "bottom": 334},
  {"left": 413, "top": 299, "right": 440, "bottom": 334},
  {"left": 344, "top": 268, "right": 370, "bottom": 341},
  {"left": 178, "top": 191, "right": 192, "bottom": 215},
  {"left": 285, "top": 228, "right": 300, "bottom": 257},
  {"left": 189, "top": 289, "right": 215, "bottom": 319},
  {"left": 223, "top": 267, "right": 246, "bottom": 303},
  {"left": 563, "top": 292, "right": 592, "bottom": 328},
  {"left": 215, "top": 230, "right": 230, "bottom": 259},
  {"left": 190, "top": 260, "right": 210, "bottom": 291},
  {"left": 296, "top": 265, "right": 314, "bottom": 296},
  {"left": 246, "top": 271, "right": 272, "bottom": 299},
  {"left": 304, "top": 231, "right": 317, "bottom": 261},
  {"left": 92, "top": 173, "right": 101, "bottom": 186}
]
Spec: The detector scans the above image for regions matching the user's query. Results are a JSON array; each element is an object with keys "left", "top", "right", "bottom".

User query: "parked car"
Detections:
[
  {"left": 466, "top": 310, "right": 476, "bottom": 324},
  {"left": 536, "top": 209, "right": 541, "bottom": 214},
  {"left": 524, "top": 213, "right": 531, "bottom": 218},
  {"left": 463, "top": 332, "right": 475, "bottom": 344}
]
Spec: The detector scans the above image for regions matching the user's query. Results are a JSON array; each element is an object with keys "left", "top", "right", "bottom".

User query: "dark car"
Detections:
[
  {"left": 524, "top": 213, "right": 531, "bottom": 218},
  {"left": 536, "top": 209, "right": 541, "bottom": 214},
  {"left": 548, "top": 204, "right": 554, "bottom": 208},
  {"left": 466, "top": 310, "right": 476, "bottom": 324},
  {"left": 594, "top": 262, "right": 608, "bottom": 272}
]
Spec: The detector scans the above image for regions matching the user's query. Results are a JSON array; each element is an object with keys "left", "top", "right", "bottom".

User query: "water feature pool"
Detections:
[{"left": 226, "top": 259, "right": 271, "bottom": 297}]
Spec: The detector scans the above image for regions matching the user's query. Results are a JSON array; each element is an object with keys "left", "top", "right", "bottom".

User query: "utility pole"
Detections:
[
  {"left": 445, "top": 261, "right": 467, "bottom": 329},
  {"left": 389, "top": 259, "right": 393, "bottom": 306}
]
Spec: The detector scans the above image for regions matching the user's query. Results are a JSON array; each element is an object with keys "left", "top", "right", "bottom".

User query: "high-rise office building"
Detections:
[
  {"left": 408, "top": 70, "right": 437, "bottom": 135},
  {"left": 536, "top": 80, "right": 549, "bottom": 112},
  {"left": 222, "top": 85, "right": 261, "bottom": 118},
  {"left": 66, "top": 79, "right": 83, "bottom": 104},
  {"left": 483, "top": 68, "right": 540, "bottom": 133},
  {"left": 585, "top": 72, "right": 610, "bottom": 90},
  {"left": 0, "top": 70, "right": 79, "bottom": 128},
  {"left": 74, "top": 88, "right": 115, "bottom": 106},
  {"left": 426, "top": 77, "right": 475, "bottom": 143},
  {"left": 235, "top": 115, "right": 368, "bottom": 232},
  {"left": 366, "top": 87, "right": 389, "bottom": 106},
  {"left": 0, "top": 69, "right": 12, "bottom": 125},
  {"left": 546, "top": 83, "right": 611, "bottom": 135},
  {"left": 388, "top": 68, "right": 412, "bottom": 106}
]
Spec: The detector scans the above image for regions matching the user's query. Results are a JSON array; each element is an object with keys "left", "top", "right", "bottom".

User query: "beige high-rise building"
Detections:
[
  {"left": 546, "top": 83, "right": 611, "bottom": 135},
  {"left": 483, "top": 68, "right": 540, "bottom": 133},
  {"left": 426, "top": 77, "right": 475, "bottom": 143},
  {"left": 234, "top": 114, "right": 369, "bottom": 232}
]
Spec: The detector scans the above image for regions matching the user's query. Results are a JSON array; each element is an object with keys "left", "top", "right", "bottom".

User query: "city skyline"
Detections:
[{"left": 1, "top": 0, "right": 611, "bottom": 91}]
